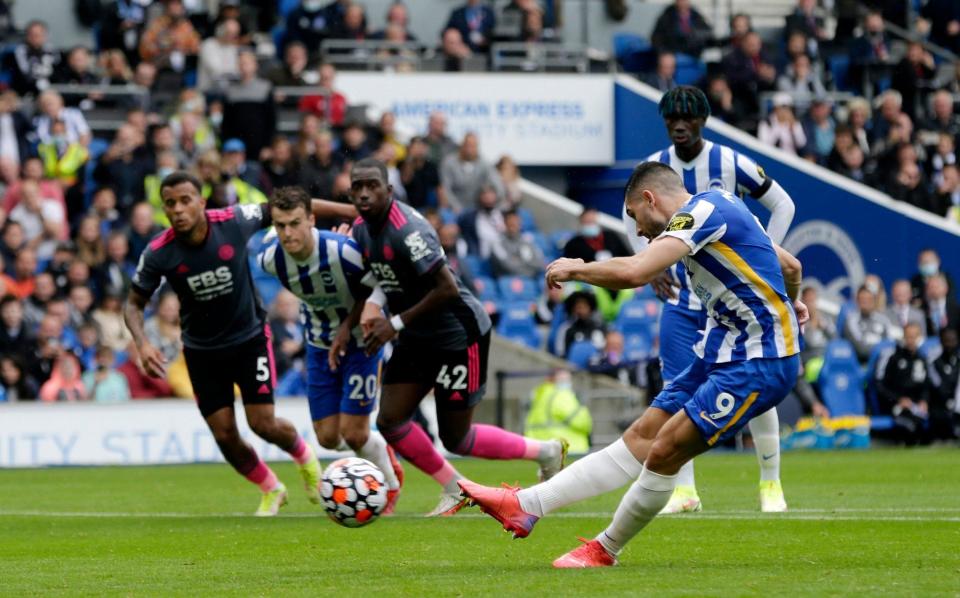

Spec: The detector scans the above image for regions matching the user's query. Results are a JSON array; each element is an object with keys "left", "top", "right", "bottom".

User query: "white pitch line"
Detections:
[{"left": 1, "top": 510, "right": 959, "bottom": 523}]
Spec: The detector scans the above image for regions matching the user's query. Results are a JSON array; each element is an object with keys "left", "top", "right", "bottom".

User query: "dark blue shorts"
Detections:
[
  {"left": 651, "top": 355, "right": 799, "bottom": 447},
  {"left": 306, "top": 343, "right": 384, "bottom": 421},
  {"left": 659, "top": 303, "right": 707, "bottom": 382}
]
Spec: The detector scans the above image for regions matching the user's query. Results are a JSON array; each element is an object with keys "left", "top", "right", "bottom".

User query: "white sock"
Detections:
[
  {"left": 748, "top": 408, "right": 781, "bottom": 482},
  {"left": 597, "top": 467, "right": 677, "bottom": 556},
  {"left": 517, "top": 438, "right": 643, "bottom": 518},
  {"left": 336, "top": 439, "right": 350, "bottom": 452},
  {"left": 676, "top": 459, "right": 696, "bottom": 488},
  {"left": 357, "top": 432, "right": 400, "bottom": 490}
]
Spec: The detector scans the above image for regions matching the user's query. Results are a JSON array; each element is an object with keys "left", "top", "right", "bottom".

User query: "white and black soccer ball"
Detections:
[{"left": 320, "top": 457, "right": 388, "bottom": 527}]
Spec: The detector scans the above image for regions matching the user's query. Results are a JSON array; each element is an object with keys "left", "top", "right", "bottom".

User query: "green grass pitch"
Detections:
[{"left": 1, "top": 448, "right": 958, "bottom": 596}]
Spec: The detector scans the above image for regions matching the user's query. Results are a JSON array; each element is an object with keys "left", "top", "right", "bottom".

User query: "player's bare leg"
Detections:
[
  {"left": 554, "top": 411, "right": 709, "bottom": 568},
  {"left": 377, "top": 382, "right": 466, "bottom": 516},
  {"left": 205, "top": 406, "right": 288, "bottom": 516},
  {"left": 246, "top": 403, "right": 320, "bottom": 505},
  {"left": 459, "top": 408, "right": 669, "bottom": 538},
  {"left": 436, "top": 404, "right": 567, "bottom": 481}
]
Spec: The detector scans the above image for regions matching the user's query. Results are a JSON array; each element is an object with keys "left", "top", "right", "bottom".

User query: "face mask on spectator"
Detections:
[
  {"left": 158, "top": 167, "right": 174, "bottom": 179},
  {"left": 303, "top": 0, "right": 323, "bottom": 11},
  {"left": 920, "top": 261, "right": 939, "bottom": 277},
  {"left": 209, "top": 113, "right": 223, "bottom": 127},
  {"left": 581, "top": 224, "right": 600, "bottom": 237}
]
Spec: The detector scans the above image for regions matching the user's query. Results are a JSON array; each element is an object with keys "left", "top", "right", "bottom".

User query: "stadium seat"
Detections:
[
  {"left": 545, "top": 303, "right": 566, "bottom": 356},
  {"left": 516, "top": 207, "right": 537, "bottom": 233},
  {"left": 612, "top": 33, "right": 656, "bottom": 73},
  {"left": 615, "top": 298, "right": 660, "bottom": 338},
  {"left": 624, "top": 330, "right": 654, "bottom": 361},
  {"left": 819, "top": 339, "right": 865, "bottom": 416},
  {"left": 567, "top": 340, "right": 599, "bottom": 369},
  {"left": 919, "top": 337, "right": 942, "bottom": 360},
  {"left": 829, "top": 55, "right": 851, "bottom": 92},
  {"left": 464, "top": 254, "right": 493, "bottom": 278},
  {"left": 674, "top": 53, "right": 706, "bottom": 86},
  {"left": 278, "top": 0, "right": 300, "bottom": 18},
  {"left": 497, "top": 276, "right": 539, "bottom": 301},
  {"left": 472, "top": 275, "right": 499, "bottom": 302},
  {"left": 530, "top": 232, "right": 558, "bottom": 261},
  {"left": 496, "top": 301, "right": 541, "bottom": 349},
  {"left": 863, "top": 339, "right": 895, "bottom": 429},
  {"left": 548, "top": 229, "right": 575, "bottom": 254}
]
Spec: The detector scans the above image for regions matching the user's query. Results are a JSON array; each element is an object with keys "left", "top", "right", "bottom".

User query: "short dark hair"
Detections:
[
  {"left": 0, "top": 294, "right": 20, "bottom": 310},
  {"left": 624, "top": 161, "right": 684, "bottom": 198},
  {"left": 351, "top": 158, "right": 389, "bottom": 183},
  {"left": 658, "top": 85, "right": 711, "bottom": 120},
  {"left": 270, "top": 186, "right": 312, "bottom": 214},
  {"left": 160, "top": 171, "right": 202, "bottom": 194}
]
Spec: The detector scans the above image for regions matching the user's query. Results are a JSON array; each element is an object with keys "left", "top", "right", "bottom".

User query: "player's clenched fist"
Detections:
[
  {"left": 545, "top": 258, "right": 585, "bottom": 290},
  {"left": 360, "top": 301, "right": 382, "bottom": 336},
  {"left": 363, "top": 317, "right": 398, "bottom": 356},
  {"left": 137, "top": 342, "right": 167, "bottom": 378}
]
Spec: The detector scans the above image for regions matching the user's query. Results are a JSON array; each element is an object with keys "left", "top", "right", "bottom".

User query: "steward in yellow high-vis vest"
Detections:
[
  {"left": 38, "top": 142, "right": 88, "bottom": 187},
  {"left": 524, "top": 372, "right": 592, "bottom": 453}
]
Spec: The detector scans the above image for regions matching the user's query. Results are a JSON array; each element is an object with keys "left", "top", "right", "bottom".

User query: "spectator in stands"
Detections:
[
  {"left": 799, "top": 286, "right": 835, "bottom": 367},
  {"left": 0, "top": 92, "right": 34, "bottom": 172},
  {"left": 118, "top": 340, "right": 175, "bottom": 399},
  {"left": 9, "top": 180, "right": 67, "bottom": 261},
  {"left": 3, "top": 20, "right": 60, "bottom": 97},
  {"left": 776, "top": 54, "right": 827, "bottom": 113},
  {"left": 911, "top": 248, "right": 955, "bottom": 307},
  {"left": 588, "top": 330, "right": 655, "bottom": 393},
  {"left": 887, "top": 278, "right": 927, "bottom": 331},
  {"left": 399, "top": 136, "right": 442, "bottom": 210},
  {"left": 759, "top": 93, "right": 808, "bottom": 156},
  {"left": 75, "top": 215, "right": 106, "bottom": 269},
  {"left": 563, "top": 208, "right": 631, "bottom": 263},
  {"left": 933, "top": 163, "right": 960, "bottom": 218},
  {"left": 30, "top": 314, "right": 64, "bottom": 384},
  {"left": 888, "top": 161, "right": 935, "bottom": 212},
  {"left": 71, "top": 321, "right": 98, "bottom": 372},
  {"left": 97, "top": 231, "right": 134, "bottom": 298},
  {"left": 66, "top": 259, "right": 96, "bottom": 300},
  {"left": 9, "top": 247, "right": 38, "bottom": 300},
  {"left": 642, "top": 52, "right": 678, "bottom": 93},
  {"left": 848, "top": 10, "right": 891, "bottom": 96},
  {"left": 222, "top": 50, "right": 276, "bottom": 160},
  {"left": 844, "top": 284, "right": 897, "bottom": 363},
  {"left": 704, "top": 75, "right": 745, "bottom": 127},
  {"left": 925, "top": 133, "right": 956, "bottom": 189},
  {"left": 267, "top": 41, "right": 317, "bottom": 87},
  {"left": 36, "top": 120, "right": 88, "bottom": 219},
  {"left": 54, "top": 46, "right": 98, "bottom": 87},
  {"left": 554, "top": 290, "right": 606, "bottom": 358},
  {"left": 929, "top": 327, "right": 959, "bottom": 440},
  {"left": 440, "top": 27, "right": 474, "bottom": 72},
  {"left": 457, "top": 185, "right": 504, "bottom": 258},
  {"left": 721, "top": 31, "right": 777, "bottom": 126},
  {"left": 496, "top": 155, "right": 523, "bottom": 207},
  {"left": 269, "top": 290, "right": 304, "bottom": 378},
  {"left": 0, "top": 294, "right": 32, "bottom": 355},
  {"left": 441, "top": 132, "right": 504, "bottom": 211},
  {"left": 870, "top": 109, "right": 913, "bottom": 175},
  {"left": 221, "top": 139, "right": 267, "bottom": 192},
  {"left": 3, "top": 158, "right": 65, "bottom": 218},
  {"left": 369, "top": 112, "right": 407, "bottom": 165},
  {"left": 126, "top": 201, "right": 160, "bottom": 261},
  {"left": 891, "top": 41, "right": 936, "bottom": 124},
  {"left": 372, "top": 2, "right": 417, "bottom": 41},
  {"left": 0, "top": 355, "right": 39, "bottom": 401},
  {"left": 722, "top": 13, "right": 752, "bottom": 52},
  {"left": 34, "top": 90, "right": 91, "bottom": 147},
  {"left": 801, "top": 98, "right": 836, "bottom": 165},
  {"left": 327, "top": 3, "right": 368, "bottom": 44},
  {"left": 865, "top": 273, "right": 889, "bottom": 311},
  {"left": 525, "top": 368, "right": 592, "bottom": 454},
  {"left": 845, "top": 96, "right": 872, "bottom": 156},
  {"left": 1, "top": 222, "right": 25, "bottom": 275},
  {"left": 298, "top": 63, "right": 347, "bottom": 126},
  {"left": 650, "top": 0, "right": 712, "bottom": 59},
  {"left": 171, "top": 111, "right": 216, "bottom": 167},
  {"left": 425, "top": 111, "right": 458, "bottom": 164},
  {"left": 102, "top": 49, "right": 134, "bottom": 85},
  {"left": 284, "top": 0, "right": 330, "bottom": 59},
  {"left": 260, "top": 136, "right": 299, "bottom": 193},
  {"left": 92, "top": 291, "right": 133, "bottom": 353},
  {"left": 94, "top": 123, "right": 152, "bottom": 216},
  {"left": 39, "top": 352, "right": 86, "bottom": 402},
  {"left": 67, "top": 285, "right": 95, "bottom": 330},
  {"left": 877, "top": 322, "right": 931, "bottom": 445},
  {"left": 297, "top": 129, "right": 341, "bottom": 200},
  {"left": 129, "top": 61, "right": 161, "bottom": 114},
  {"left": 98, "top": 0, "right": 150, "bottom": 66},
  {"left": 923, "top": 274, "right": 960, "bottom": 338},
  {"left": 446, "top": 0, "right": 496, "bottom": 54},
  {"left": 919, "top": 0, "right": 960, "bottom": 55},
  {"left": 197, "top": 17, "right": 241, "bottom": 93},
  {"left": 920, "top": 90, "right": 960, "bottom": 143},
  {"left": 82, "top": 345, "right": 131, "bottom": 403},
  {"left": 139, "top": 0, "right": 201, "bottom": 74},
  {"left": 783, "top": 0, "right": 828, "bottom": 59},
  {"left": 334, "top": 121, "right": 372, "bottom": 165},
  {"left": 437, "top": 222, "right": 477, "bottom": 293},
  {"left": 22, "top": 272, "right": 56, "bottom": 329},
  {"left": 490, "top": 209, "right": 545, "bottom": 278}
]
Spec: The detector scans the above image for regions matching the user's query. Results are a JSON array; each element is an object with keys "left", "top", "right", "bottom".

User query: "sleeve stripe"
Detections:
[{"left": 341, "top": 241, "right": 364, "bottom": 272}]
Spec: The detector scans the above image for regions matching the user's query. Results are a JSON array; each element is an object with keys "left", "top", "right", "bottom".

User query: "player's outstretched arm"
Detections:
[
  {"left": 310, "top": 199, "right": 357, "bottom": 222},
  {"left": 545, "top": 236, "right": 689, "bottom": 290},
  {"left": 754, "top": 179, "right": 795, "bottom": 245},
  {"left": 123, "top": 288, "right": 167, "bottom": 378},
  {"left": 775, "top": 243, "right": 809, "bottom": 325}
]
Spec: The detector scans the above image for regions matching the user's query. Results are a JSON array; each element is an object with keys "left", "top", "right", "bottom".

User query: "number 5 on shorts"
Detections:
[{"left": 256, "top": 357, "right": 270, "bottom": 382}]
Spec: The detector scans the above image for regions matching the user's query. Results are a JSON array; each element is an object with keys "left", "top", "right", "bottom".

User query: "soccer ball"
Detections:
[{"left": 320, "top": 457, "right": 388, "bottom": 527}]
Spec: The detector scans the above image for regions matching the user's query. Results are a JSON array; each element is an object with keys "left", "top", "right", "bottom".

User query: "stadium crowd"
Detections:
[{"left": 0, "top": 0, "right": 956, "bottom": 442}]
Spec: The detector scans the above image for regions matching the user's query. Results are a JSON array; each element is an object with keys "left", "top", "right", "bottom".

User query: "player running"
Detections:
[
  {"left": 125, "top": 172, "right": 356, "bottom": 516},
  {"left": 459, "top": 162, "right": 807, "bottom": 567},
  {"left": 330, "top": 158, "right": 567, "bottom": 517},
  {"left": 623, "top": 86, "right": 796, "bottom": 513},
  {"left": 257, "top": 186, "right": 404, "bottom": 513}
]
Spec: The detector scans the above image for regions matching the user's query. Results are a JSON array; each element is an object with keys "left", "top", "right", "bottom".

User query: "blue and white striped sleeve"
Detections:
[
  {"left": 340, "top": 237, "right": 366, "bottom": 276},
  {"left": 659, "top": 197, "right": 727, "bottom": 255},
  {"left": 733, "top": 151, "right": 766, "bottom": 195},
  {"left": 257, "top": 243, "right": 277, "bottom": 276}
]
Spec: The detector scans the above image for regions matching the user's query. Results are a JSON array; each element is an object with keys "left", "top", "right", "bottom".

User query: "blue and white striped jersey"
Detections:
[
  {"left": 658, "top": 189, "right": 801, "bottom": 363},
  {"left": 622, "top": 141, "right": 770, "bottom": 311},
  {"left": 257, "top": 229, "right": 370, "bottom": 349}
]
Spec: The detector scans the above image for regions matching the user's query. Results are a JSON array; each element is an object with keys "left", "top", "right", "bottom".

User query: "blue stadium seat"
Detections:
[
  {"left": 819, "top": 339, "right": 865, "bottom": 416},
  {"left": 546, "top": 304, "right": 566, "bottom": 356},
  {"left": 829, "top": 55, "right": 851, "bottom": 92},
  {"left": 624, "top": 330, "right": 654, "bottom": 361},
  {"left": 919, "top": 337, "right": 942, "bottom": 360},
  {"left": 567, "top": 340, "right": 599, "bottom": 369},
  {"left": 530, "top": 232, "right": 558, "bottom": 261},
  {"left": 615, "top": 298, "right": 660, "bottom": 337},
  {"left": 496, "top": 301, "right": 541, "bottom": 349},
  {"left": 863, "top": 339, "right": 895, "bottom": 429},
  {"left": 835, "top": 301, "right": 855, "bottom": 337},
  {"left": 472, "top": 275, "right": 499, "bottom": 302},
  {"left": 517, "top": 207, "right": 537, "bottom": 233},
  {"left": 612, "top": 33, "right": 656, "bottom": 73},
  {"left": 279, "top": 0, "right": 300, "bottom": 18},
  {"left": 674, "top": 53, "right": 706, "bottom": 86},
  {"left": 548, "top": 229, "right": 575, "bottom": 254},
  {"left": 498, "top": 276, "right": 539, "bottom": 301},
  {"left": 463, "top": 254, "right": 492, "bottom": 277}
]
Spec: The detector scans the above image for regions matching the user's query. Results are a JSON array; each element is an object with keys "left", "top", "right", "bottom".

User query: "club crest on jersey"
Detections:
[
  {"left": 404, "top": 231, "right": 433, "bottom": 262},
  {"left": 667, "top": 212, "right": 695, "bottom": 232},
  {"left": 708, "top": 178, "right": 726, "bottom": 190}
]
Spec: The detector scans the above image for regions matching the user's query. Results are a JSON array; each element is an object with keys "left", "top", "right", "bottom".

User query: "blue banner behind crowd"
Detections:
[{"left": 575, "top": 78, "right": 960, "bottom": 300}]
